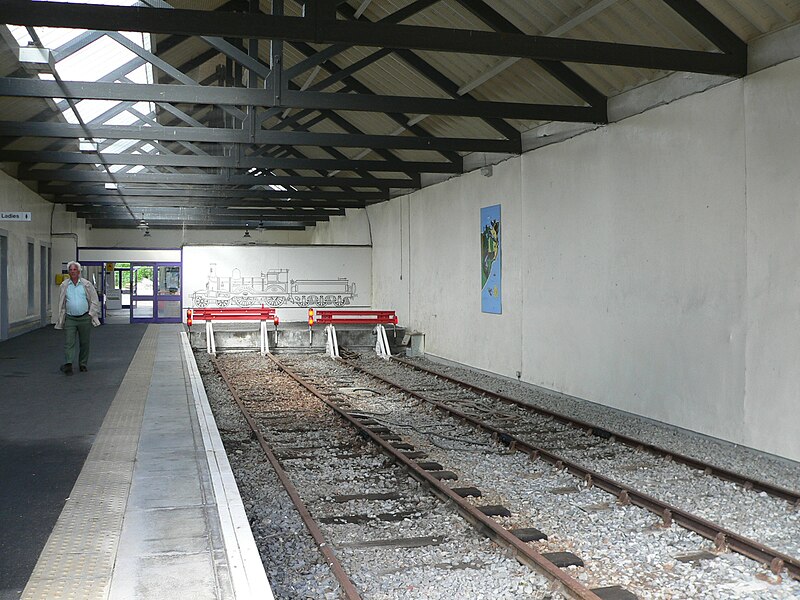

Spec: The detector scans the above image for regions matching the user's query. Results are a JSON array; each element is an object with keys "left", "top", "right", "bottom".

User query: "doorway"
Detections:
[
  {"left": 0, "top": 233, "right": 7, "bottom": 340},
  {"left": 130, "top": 263, "right": 181, "bottom": 323},
  {"left": 77, "top": 248, "right": 183, "bottom": 325}
]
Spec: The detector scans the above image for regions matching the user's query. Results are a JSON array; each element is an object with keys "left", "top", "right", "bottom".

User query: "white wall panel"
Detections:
[
  {"left": 87, "top": 227, "right": 312, "bottom": 247},
  {"left": 743, "top": 58, "right": 800, "bottom": 460},
  {"left": 78, "top": 248, "right": 181, "bottom": 263},
  {"left": 521, "top": 81, "right": 748, "bottom": 445},
  {"left": 0, "top": 171, "right": 90, "bottom": 333},
  {"left": 368, "top": 198, "right": 411, "bottom": 320},
  {"left": 183, "top": 245, "right": 371, "bottom": 322},
  {"left": 399, "top": 159, "right": 523, "bottom": 378},
  {"left": 370, "top": 56, "right": 800, "bottom": 461}
]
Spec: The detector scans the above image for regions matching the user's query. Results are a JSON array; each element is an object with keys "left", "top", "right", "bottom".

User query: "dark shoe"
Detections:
[
  {"left": 79, "top": 365, "right": 88, "bottom": 372},
  {"left": 60, "top": 363, "right": 73, "bottom": 375}
]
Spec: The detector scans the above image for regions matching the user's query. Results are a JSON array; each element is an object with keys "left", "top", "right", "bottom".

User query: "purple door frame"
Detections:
[
  {"left": 77, "top": 247, "right": 183, "bottom": 325},
  {"left": 130, "top": 262, "right": 182, "bottom": 324}
]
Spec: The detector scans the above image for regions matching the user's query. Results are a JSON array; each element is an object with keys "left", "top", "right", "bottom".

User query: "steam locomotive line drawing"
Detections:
[{"left": 190, "top": 264, "right": 357, "bottom": 308}]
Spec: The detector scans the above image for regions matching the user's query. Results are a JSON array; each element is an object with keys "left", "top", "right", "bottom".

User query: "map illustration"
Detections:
[{"left": 481, "top": 204, "right": 502, "bottom": 314}]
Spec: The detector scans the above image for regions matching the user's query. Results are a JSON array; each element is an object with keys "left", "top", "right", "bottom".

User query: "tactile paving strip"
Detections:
[{"left": 21, "top": 326, "right": 158, "bottom": 600}]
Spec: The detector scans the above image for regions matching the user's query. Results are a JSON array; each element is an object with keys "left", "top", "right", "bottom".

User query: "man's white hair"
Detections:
[{"left": 67, "top": 260, "right": 82, "bottom": 272}]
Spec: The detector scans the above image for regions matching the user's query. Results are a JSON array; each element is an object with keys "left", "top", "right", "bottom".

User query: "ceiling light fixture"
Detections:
[
  {"left": 243, "top": 224, "right": 251, "bottom": 238},
  {"left": 18, "top": 44, "right": 55, "bottom": 72},
  {"left": 136, "top": 214, "right": 148, "bottom": 230},
  {"left": 79, "top": 138, "right": 98, "bottom": 153}
]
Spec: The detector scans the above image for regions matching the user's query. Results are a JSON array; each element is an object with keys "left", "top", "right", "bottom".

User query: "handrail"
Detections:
[
  {"left": 190, "top": 307, "right": 278, "bottom": 324},
  {"left": 312, "top": 309, "right": 397, "bottom": 326}
]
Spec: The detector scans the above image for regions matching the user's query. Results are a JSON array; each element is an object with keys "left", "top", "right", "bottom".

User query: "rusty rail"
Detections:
[{"left": 210, "top": 356, "right": 363, "bottom": 600}]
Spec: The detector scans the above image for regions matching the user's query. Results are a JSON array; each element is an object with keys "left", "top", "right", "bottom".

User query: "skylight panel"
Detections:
[
  {"left": 8, "top": 0, "right": 154, "bottom": 144},
  {"left": 70, "top": 99, "right": 122, "bottom": 124},
  {"left": 104, "top": 139, "right": 141, "bottom": 154},
  {"left": 105, "top": 110, "right": 142, "bottom": 127},
  {"left": 57, "top": 35, "right": 138, "bottom": 81},
  {"left": 125, "top": 64, "right": 151, "bottom": 85}
]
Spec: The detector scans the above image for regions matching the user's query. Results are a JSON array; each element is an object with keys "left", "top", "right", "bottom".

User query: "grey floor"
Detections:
[{"left": 0, "top": 323, "right": 147, "bottom": 600}]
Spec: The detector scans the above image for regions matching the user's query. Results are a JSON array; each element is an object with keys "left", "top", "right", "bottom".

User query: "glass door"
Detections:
[
  {"left": 130, "top": 262, "right": 182, "bottom": 323},
  {"left": 155, "top": 263, "right": 182, "bottom": 323},
  {"left": 130, "top": 263, "right": 155, "bottom": 321}
]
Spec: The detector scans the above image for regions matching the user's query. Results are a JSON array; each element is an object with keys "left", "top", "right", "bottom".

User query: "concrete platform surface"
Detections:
[{"left": 0, "top": 324, "right": 271, "bottom": 600}]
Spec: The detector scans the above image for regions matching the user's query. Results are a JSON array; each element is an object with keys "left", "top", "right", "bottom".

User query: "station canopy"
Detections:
[{"left": 0, "top": 0, "right": 798, "bottom": 230}]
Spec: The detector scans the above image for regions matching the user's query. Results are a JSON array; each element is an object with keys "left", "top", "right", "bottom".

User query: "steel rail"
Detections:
[
  {"left": 391, "top": 355, "right": 800, "bottom": 507},
  {"left": 209, "top": 356, "right": 363, "bottom": 600},
  {"left": 346, "top": 358, "right": 800, "bottom": 581},
  {"left": 268, "top": 354, "right": 606, "bottom": 600}
]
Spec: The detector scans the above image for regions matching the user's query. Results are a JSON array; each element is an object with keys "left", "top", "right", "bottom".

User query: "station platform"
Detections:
[{"left": 0, "top": 323, "right": 271, "bottom": 600}]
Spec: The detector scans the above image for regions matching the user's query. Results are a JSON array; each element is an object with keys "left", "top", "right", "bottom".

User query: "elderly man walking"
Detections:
[{"left": 55, "top": 261, "right": 101, "bottom": 374}]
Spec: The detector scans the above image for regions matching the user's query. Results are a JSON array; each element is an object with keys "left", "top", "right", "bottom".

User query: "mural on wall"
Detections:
[
  {"left": 481, "top": 204, "right": 501, "bottom": 314},
  {"left": 183, "top": 245, "right": 371, "bottom": 320},
  {"left": 191, "top": 264, "right": 357, "bottom": 308}
]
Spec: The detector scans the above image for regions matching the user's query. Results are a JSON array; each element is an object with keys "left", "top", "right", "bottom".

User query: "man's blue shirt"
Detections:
[{"left": 66, "top": 280, "right": 89, "bottom": 316}]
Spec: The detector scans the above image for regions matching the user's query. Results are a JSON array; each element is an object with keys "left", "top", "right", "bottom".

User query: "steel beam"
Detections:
[
  {"left": 0, "top": 1, "right": 746, "bottom": 75},
  {"left": 39, "top": 185, "right": 385, "bottom": 201},
  {"left": 0, "top": 150, "right": 459, "bottom": 173},
  {"left": 0, "top": 120, "right": 517, "bottom": 153},
  {"left": 454, "top": 0, "right": 607, "bottom": 111},
  {"left": 87, "top": 220, "right": 310, "bottom": 229},
  {"left": 661, "top": 0, "right": 747, "bottom": 58},
  {"left": 51, "top": 196, "right": 367, "bottom": 209},
  {"left": 18, "top": 167, "right": 416, "bottom": 188},
  {"left": 71, "top": 207, "right": 340, "bottom": 219},
  {"left": 0, "top": 77, "right": 601, "bottom": 121}
]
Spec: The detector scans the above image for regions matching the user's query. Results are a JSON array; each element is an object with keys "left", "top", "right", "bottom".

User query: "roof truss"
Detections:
[{"left": 0, "top": 0, "right": 747, "bottom": 230}]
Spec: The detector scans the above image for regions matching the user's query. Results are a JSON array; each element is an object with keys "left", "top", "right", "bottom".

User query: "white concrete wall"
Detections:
[
  {"left": 309, "top": 208, "right": 372, "bottom": 245},
  {"left": 369, "top": 198, "right": 410, "bottom": 318},
  {"left": 370, "top": 158, "right": 524, "bottom": 376},
  {"left": 520, "top": 81, "right": 749, "bottom": 445},
  {"left": 87, "top": 226, "right": 312, "bottom": 247},
  {"left": 0, "top": 171, "right": 90, "bottom": 336},
  {"left": 369, "top": 56, "right": 800, "bottom": 462},
  {"left": 741, "top": 58, "right": 800, "bottom": 460}
]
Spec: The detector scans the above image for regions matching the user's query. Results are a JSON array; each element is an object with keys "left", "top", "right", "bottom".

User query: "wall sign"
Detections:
[
  {"left": 481, "top": 204, "right": 501, "bottom": 314},
  {"left": 0, "top": 212, "right": 32, "bottom": 221}
]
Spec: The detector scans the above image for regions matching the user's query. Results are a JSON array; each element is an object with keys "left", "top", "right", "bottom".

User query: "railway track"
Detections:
[
  {"left": 200, "top": 350, "right": 800, "bottom": 598},
  {"left": 386, "top": 354, "right": 800, "bottom": 507},
  {"left": 339, "top": 351, "right": 800, "bottom": 580},
  {"left": 208, "top": 353, "right": 616, "bottom": 599}
]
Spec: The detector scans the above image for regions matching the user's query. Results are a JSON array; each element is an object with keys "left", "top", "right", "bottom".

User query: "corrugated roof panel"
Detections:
[
  {"left": 398, "top": 0, "right": 494, "bottom": 31},
  {"left": 328, "top": 46, "right": 450, "bottom": 99},
  {"left": 357, "top": 0, "right": 443, "bottom": 24},
  {"left": 413, "top": 113, "right": 505, "bottom": 140}
]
